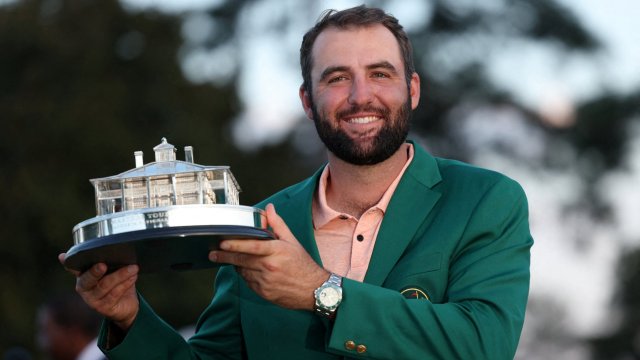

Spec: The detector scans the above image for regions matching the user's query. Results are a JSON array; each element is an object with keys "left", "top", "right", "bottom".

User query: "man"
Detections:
[
  {"left": 61, "top": 5, "right": 533, "bottom": 359},
  {"left": 36, "top": 293, "right": 105, "bottom": 360}
]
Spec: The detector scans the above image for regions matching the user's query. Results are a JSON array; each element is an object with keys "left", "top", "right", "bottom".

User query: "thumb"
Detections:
[{"left": 265, "top": 203, "right": 296, "bottom": 242}]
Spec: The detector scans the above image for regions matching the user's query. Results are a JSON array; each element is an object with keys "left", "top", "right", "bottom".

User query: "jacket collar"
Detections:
[
  {"left": 278, "top": 140, "right": 442, "bottom": 281},
  {"left": 364, "top": 141, "right": 442, "bottom": 285}
]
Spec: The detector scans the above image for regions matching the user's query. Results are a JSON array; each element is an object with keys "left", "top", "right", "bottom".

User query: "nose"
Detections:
[{"left": 347, "top": 76, "right": 373, "bottom": 106}]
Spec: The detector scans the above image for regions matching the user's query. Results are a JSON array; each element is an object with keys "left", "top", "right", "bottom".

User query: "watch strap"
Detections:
[{"left": 326, "top": 273, "right": 342, "bottom": 287}]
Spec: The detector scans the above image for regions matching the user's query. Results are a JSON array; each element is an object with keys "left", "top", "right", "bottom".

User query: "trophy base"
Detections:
[{"left": 64, "top": 225, "right": 274, "bottom": 273}]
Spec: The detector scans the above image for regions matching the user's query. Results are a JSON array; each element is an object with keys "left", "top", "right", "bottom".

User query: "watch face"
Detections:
[{"left": 319, "top": 286, "right": 341, "bottom": 307}]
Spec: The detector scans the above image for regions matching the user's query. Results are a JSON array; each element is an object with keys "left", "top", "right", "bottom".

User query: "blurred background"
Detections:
[{"left": 1, "top": 0, "right": 638, "bottom": 359}]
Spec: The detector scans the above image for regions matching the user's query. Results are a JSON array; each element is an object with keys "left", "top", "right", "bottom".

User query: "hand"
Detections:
[
  {"left": 58, "top": 253, "right": 140, "bottom": 330},
  {"left": 209, "top": 203, "right": 329, "bottom": 310}
]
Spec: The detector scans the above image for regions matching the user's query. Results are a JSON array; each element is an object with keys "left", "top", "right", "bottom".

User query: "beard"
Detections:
[{"left": 311, "top": 99, "right": 411, "bottom": 166}]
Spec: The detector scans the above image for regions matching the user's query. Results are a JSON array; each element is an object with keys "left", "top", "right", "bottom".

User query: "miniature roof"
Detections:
[
  {"left": 89, "top": 138, "right": 234, "bottom": 184},
  {"left": 90, "top": 162, "right": 231, "bottom": 183}
]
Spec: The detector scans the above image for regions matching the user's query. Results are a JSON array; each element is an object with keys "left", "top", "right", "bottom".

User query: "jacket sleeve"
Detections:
[
  {"left": 98, "top": 265, "right": 244, "bottom": 360},
  {"left": 325, "top": 177, "right": 533, "bottom": 360}
]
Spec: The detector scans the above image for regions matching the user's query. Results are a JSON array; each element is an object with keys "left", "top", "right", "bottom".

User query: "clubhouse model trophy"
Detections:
[{"left": 65, "top": 138, "right": 273, "bottom": 273}]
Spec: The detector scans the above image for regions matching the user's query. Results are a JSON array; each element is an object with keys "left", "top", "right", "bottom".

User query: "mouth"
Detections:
[
  {"left": 334, "top": 105, "right": 389, "bottom": 138},
  {"left": 345, "top": 115, "right": 382, "bottom": 124},
  {"left": 339, "top": 115, "right": 384, "bottom": 141}
]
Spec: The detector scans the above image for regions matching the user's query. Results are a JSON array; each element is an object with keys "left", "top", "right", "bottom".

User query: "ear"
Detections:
[
  {"left": 409, "top": 72, "right": 420, "bottom": 110},
  {"left": 299, "top": 85, "right": 314, "bottom": 120}
]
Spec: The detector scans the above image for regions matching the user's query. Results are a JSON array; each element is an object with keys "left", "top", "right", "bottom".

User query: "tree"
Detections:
[{"left": 590, "top": 247, "right": 640, "bottom": 359}]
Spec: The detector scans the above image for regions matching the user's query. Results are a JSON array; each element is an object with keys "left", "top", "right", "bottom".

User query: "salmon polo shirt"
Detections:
[{"left": 312, "top": 143, "right": 414, "bottom": 282}]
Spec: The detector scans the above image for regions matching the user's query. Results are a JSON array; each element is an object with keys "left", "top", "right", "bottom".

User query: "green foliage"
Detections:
[{"left": 570, "top": 92, "right": 640, "bottom": 171}]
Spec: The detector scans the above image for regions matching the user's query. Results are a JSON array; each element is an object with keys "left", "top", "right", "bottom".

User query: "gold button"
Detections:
[
  {"left": 345, "top": 340, "right": 356, "bottom": 350},
  {"left": 356, "top": 344, "right": 367, "bottom": 353}
]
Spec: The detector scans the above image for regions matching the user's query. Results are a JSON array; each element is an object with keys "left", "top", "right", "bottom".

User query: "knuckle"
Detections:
[
  {"left": 219, "top": 251, "right": 236, "bottom": 265},
  {"left": 223, "top": 253, "right": 238, "bottom": 265},
  {"left": 95, "top": 278, "right": 111, "bottom": 293},
  {"left": 262, "top": 260, "right": 279, "bottom": 272},
  {"left": 76, "top": 276, "right": 92, "bottom": 292},
  {"left": 251, "top": 241, "right": 266, "bottom": 253}
]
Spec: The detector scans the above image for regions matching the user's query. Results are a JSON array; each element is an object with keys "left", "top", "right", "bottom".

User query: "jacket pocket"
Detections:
[{"left": 385, "top": 252, "right": 442, "bottom": 283}]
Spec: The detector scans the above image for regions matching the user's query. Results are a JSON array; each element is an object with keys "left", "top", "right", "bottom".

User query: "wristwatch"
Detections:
[{"left": 314, "top": 273, "right": 343, "bottom": 320}]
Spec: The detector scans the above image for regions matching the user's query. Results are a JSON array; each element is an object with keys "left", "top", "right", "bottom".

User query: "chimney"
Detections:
[{"left": 134, "top": 151, "right": 144, "bottom": 168}]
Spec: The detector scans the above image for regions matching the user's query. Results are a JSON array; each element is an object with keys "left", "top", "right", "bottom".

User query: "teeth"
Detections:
[{"left": 348, "top": 116, "right": 379, "bottom": 124}]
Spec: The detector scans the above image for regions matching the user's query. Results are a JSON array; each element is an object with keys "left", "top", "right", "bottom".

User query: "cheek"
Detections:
[
  {"left": 379, "top": 87, "right": 410, "bottom": 107},
  {"left": 314, "top": 87, "right": 349, "bottom": 110}
]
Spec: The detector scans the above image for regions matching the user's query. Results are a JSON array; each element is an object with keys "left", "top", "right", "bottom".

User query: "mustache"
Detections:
[{"left": 335, "top": 104, "right": 390, "bottom": 119}]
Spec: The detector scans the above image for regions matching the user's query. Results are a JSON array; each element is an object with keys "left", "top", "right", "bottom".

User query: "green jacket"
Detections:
[{"left": 101, "top": 142, "right": 533, "bottom": 359}]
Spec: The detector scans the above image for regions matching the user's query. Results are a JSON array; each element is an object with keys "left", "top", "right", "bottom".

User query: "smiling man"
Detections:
[
  {"left": 64, "top": 5, "right": 533, "bottom": 360},
  {"left": 303, "top": 24, "right": 418, "bottom": 167}
]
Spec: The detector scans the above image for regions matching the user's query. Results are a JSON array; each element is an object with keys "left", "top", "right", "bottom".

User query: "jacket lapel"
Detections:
[
  {"left": 364, "top": 142, "right": 442, "bottom": 286},
  {"left": 272, "top": 142, "right": 442, "bottom": 282},
  {"left": 276, "top": 169, "right": 324, "bottom": 265}
]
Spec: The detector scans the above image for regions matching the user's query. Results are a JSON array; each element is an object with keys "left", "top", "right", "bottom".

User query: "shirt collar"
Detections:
[{"left": 313, "top": 143, "right": 415, "bottom": 229}]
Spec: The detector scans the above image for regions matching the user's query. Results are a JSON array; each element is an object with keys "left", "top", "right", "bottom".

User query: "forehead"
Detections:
[{"left": 310, "top": 24, "right": 404, "bottom": 74}]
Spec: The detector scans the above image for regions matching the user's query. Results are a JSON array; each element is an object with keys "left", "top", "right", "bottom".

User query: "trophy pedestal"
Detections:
[{"left": 66, "top": 205, "right": 273, "bottom": 273}]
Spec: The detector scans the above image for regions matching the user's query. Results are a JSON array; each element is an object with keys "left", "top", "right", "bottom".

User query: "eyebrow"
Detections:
[
  {"left": 319, "top": 65, "right": 350, "bottom": 82},
  {"left": 318, "top": 61, "right": 400, "bottom": 82},
  {"left": 368, "top": 61, "right": 399, "bottom": 74}
]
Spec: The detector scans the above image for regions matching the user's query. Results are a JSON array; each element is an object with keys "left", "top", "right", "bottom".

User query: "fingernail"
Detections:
[
  {"left": 219, "top": 241, "right": 230, "bottom": 250},
  {"left": 92, "top": 263, "right": 104, "bottom": 275},
  {"left": 209, "top": 252, "right": 218, "bottom": 262},
  {"left": 127, "top": 265, "right": 137, "bottom": 274}
]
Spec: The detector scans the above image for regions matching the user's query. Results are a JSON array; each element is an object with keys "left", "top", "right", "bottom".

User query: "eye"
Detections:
[
  {"left": 327, "top": 75, "right": 348, "bottom": 84},
  {"left": 371, "top": 71, "right": 390, "bottom": 79}
]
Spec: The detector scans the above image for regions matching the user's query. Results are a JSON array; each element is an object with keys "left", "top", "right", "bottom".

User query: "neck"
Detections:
[{"left": 325, "top": 144, "right": 408, "bottom": 218}]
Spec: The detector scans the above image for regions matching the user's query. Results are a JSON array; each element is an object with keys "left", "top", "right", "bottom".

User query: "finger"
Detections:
[
  {"left": 265, "top": 204, "right": 296, "bottom": 242},
  {"left": 102, "top": 271, "right": 138, "bottom": 302},
  {"left": 77, "top": 264, "right": 138, "bottom": 301},
  {"left": 58, "top": 253, "right": 80, "bottom": 276},
  {"left": 76, "top": 263, "right": 108, "bottom": 291},
  {"left": 209, "top": 250, "right": 262, "bottom": 270},
  {"left": 219, "top": 239, "right": 273, "bottom": 256}
]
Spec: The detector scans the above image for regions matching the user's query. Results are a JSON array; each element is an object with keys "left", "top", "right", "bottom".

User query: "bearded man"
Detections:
[{"left": 63, "top": 5, "right": 533, "bottom": 360}]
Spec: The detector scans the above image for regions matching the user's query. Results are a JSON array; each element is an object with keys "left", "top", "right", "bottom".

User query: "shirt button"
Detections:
[
  {"left": 345, "top": 340, "right": 356, "bottom": 350},
  {"left": 356, "top": 234, "right": 364, "bottom": 241},
  {"left": 356, "top": 344, "right": 367, "bottom": 353}
]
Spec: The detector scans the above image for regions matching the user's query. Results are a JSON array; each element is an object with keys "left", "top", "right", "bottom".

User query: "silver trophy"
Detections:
[{"left": 64, "top": 138, "right": 273, "bottom": 272}]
